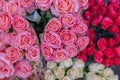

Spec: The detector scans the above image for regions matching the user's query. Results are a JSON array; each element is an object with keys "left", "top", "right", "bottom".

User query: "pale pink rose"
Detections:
[
  {"left": 41, "top": 43, "right": 55, "bottom": 62},
  {"left": 12, "top": 15, "right": 29, "bottom": 32},
  {"left": 3, "top": 0, "right": 25, "bottom": 15},
  {"left": 45, "top": 18, "right": 62, "bottom": 32},
  {"left": 55, "top": 49, "right": 68, "bottom": 62},
  {"left": 26, "top": 45, "right": 40, "bottom": 61},
  {"left": 77, "top": 36, "right": 89, "bottom": 51},
  {"left": 43, "top": 31, "right": 61, "bottom": 48},
  {"left": 59, "top": 13, "right": 76, "bottom": 28},
  {"left": 60, "top": 30, "right": 76, "bottom": 45},
  {"left": 0, "top": 0, "right": 6, "bottom": 11},
  {"left": 16, "top": 31, "right": 35, "bottom": 49},
  {"left": 66, "top": 45, "right": 78, "bottom": 58},
  {"left": 72, "top": 22, "right": 88, "bottom": 34},
  {"left": 53, "top": 0, "right": 74, "bottom": 13},
  {"left": 0, "top": 53, "right": 14, "bottom": 78},
  {"left": 20, "top": 0, "right": 35, "bottom": 13},
  {"left": 50, "top": 6, "right": 61, "bottom": 17},
  {"left": 5, "top": 46, "right": 21, "bottom": 63},
  {"left": 0, "top": 12, "right": 11, "bottom": 32},
  {"left": 14, "top": 60, "right": 32, "bottom": 78},
  {"left": 35, "top": 0, "right": 53, "bottom": 11}
]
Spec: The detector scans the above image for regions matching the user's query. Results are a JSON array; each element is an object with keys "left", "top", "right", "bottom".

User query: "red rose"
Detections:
[
  {"left": 117, "top": 8, "right": 120, "bottom": 16},
  {"left": 110, "top": 0, "right": 119, "bottom": 10},
  {"left": 87, "top": 45, "right": 94, "bottom": 56},
  {"left": 94, "top": 50, "right": 103, "bottom": 63},
  {"left": 114, "top": 16, "right": 120, "bottom": 26},
  {"left": 115, "top": 34, "right": 120, "bottom": 42},
  {"left": 101, "top": 17, "right": 113, "bottom": 30},
  {"left": 106, "top": 9, "right": 117, "bottom": 19},
  {"left": 108, "top": 25, "right": 119, "bottom": 33},
  {"left": 112, "top": 58, "right": 120, "bottom": 65},
  {"left": 108, "top": 38, "right": 116, "bottom": 47},
  {"left": 98, "top": 6, "right": 106, "bottom": 15},
  {"left": 77, "top": 53, "right": 87, "bottom": 62},
  {"left": 88, "top": 0, "right": 95, "bottom": 6},
  {"left": 83, "top": 11, "right": 91, "bottom": 20},
  {"left": 103, "top": 58, "right": 113, "bottom": 67},
  {"left": 97, "top": 38, "right": 107, "bottom": 50},
  {"left": 103, "top": 48, "right": 115, "bottom": 58},
  {"left": 114, "top": 46, "right": 120, "bottom": 57},
  {"left": 96, "top": 0, "right": 105, "bottom": 6}
]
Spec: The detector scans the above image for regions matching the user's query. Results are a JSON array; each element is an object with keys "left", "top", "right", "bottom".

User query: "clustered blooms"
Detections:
[
  {"left": 0, "top": 0, "right": 42, "bottom": 79},
  {"left": 41, "top": 13, "right": 89, "bottom": 62},
  {"left": 45, "top": 59, "right": 85, "bottom": 80},
  {"left": 86, "top": 63, "right": 118, "bottom": 80}
]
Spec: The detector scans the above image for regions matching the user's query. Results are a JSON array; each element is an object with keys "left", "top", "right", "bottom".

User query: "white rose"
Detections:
[
  {"left": 102, "top": 68, "right": 114, "bottom": 77},
  {"left": 89, "top": 63, "right": 105, "bottom": 72},
  {"left": 45, "top": 70, "right": 56, "bottom": 80},
  {"left": 60, "top": 59, "right": 73, "bottom": 68},
  {"left": 72, "top": 59, "right": 85, "bottom": 69},
  {"left": 47, "top": 62, "right": 57, "bottom": 70},
  {"left": 54, "top": 67, "right": 65, "bottom": 79},
  {"left": 86, "top": 72, "right": 102, "bottom": 80},
  {"left": 67, "top": 68, "right": 83, "bottom": 79},
  {"left": 61, "top": 76, "right": 72, "bottom": 80},
  {"left": 105, "top": 75, "right": 118, "bottom": 80}
]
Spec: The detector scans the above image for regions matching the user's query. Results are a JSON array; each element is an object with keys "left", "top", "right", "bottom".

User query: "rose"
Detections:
[
  {"left": 94, "top": 50, "right": 103, "bottom": 63},
  {"left": 0, "top": 32, "right": 11, "bottom": 44},
  {"left": 72, "top": 22, "right": 88, "bottom": 34},
  {"left": 108, "top": 25, "right": 119, "bottom": 33},
  {"left": 14, "top": 60, "right": 32, "bottom": 78},
  {"left": 103, "top": 59, "right": 113, "bottom": 67},
  {"left": 65, "top": 45, "right": 78, "bottom": 58},
  {"left": 0, "top": 53, "right": 14, "bottom": 78},
  {"left": 45, "top": 70, "right": 56, "bottom": 80},
  {"left": 0, "top": 12, "right": 11, "bottom": 32},
  {"left": 43, "top": 31, "right": 61, "bottom": 48},
  {"left": 101, "top": 17, "right": 113, "bottom": 30},
  {"left": 114, "top": 46, "right": 120, "bottom": 57},
  {"left": 53, "top": 0, "right": 74, "bottom": 13},
  {"left": 86, "top": 72, "right": 102, "bottom": 80},
  {"left": 45, "top": 18, "right": 62, "bottom": 32},
  {"left": 102, "top": 68, "right": 114, "bottom": 77},
  {"left": 61, "top": 76, "right": 72, "bottom": 80},
  {"left": 103, "top": 48, "right": 115, "bottom": 58},
  {"left": 5, "top": 46, "right": 21, "bottom": 63},
  {"left": 35, "top": 0, "right": 53, "bottom": 11},
  {"left": 12, "top": 15, "right": 29, "bottom": 32},
  {"left": 76, "top": 0, "right": 88, "bottom": 7},
  {"left": 41, "top": 43, "right": 55, "bottom": 62},
  {"left": 107, "top": 9, "right": 117, "bottom": 19},
  {"left": 97, "top": 38, "right": 107, "bottom": 50},
  {"left": 0, "top": 0, "right": 6, "bottom": 11},
  {"left": 86, "top": 45, "right": 94, "bottom": 56},
  {"left": 72, "top": 60, "right": 85, "bottom": 69},
  {"left": 108, "top": 38, "right": 116, "bottom": 47},
  {"left": 114, "top": 16, "right": 120, "bottom": 26},
  {"left": 26, "top": 45, "right": 40, "bottom": 61},
  {"left": 59, "top": 13, "right": 76, "bottom": 28},
  {"left": 106, "top": 75, "right": 118, "bottom": 80},
  {"left": 55, "top": 49, "right": 68, "bottom": 62},
  {"left": 3, "top": 1, "right": 24, "bottom": 15},
  {"left": 60, "top": 30, "right": 76, "bottom": 45},
  {"left": 76, "top": 53, "right": 87, "bottom": 62},
  {"left": 53, "top": 67, "right": 65, "bottom": 78},
  {"left": 96, "top": 0, "right": 105, "bottom": 6},
  {"left": 77, "top": 36, "right": 89, "bottom": 51},
  {"left": 47, "top": 62, "right": 57, "bottom": 70},
  {"left": 60, "top": 59, "right": 73, "bottom": 68},
  {"left": 83, "top": 11, "right": 91, "bottom": 20}
]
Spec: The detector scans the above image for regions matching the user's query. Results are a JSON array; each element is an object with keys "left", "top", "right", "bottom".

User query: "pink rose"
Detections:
[
  {"left": 3, "top": 0, "right": 25, "bottom": 15},
  {"left": 94, "top": 50, "right": 103, "bottom": 63},
  {"left": 101, "top": 17, "right": 113, "bottom": 30},
  {"left": 60, "top": 30, "right": 76, "bottom": 45},
  {"left": 41, "top": 43, "right": 55, "bottom": 62},
  {"left": 65, "top": 45, "right": 78, "bottom": 58},
  {"left": 114, "top": 16, "right": 120, "bottom": 26},
  {"left": 43, "top": 31, "right": 61, "bottom": 48},
  {"left": 53, "top": 0, "right": 74, "bottom": 13},
  {"left": 16, "top": 31, "right": 35, "bottom": 49},
  {"left": 103, "top": 48, "right": 115, "bottom": 58},
  {"left": 77, "top": 36, "right": 89, "bottom": 51},
  {"left": 96, "top": 0, "right": 105, "bottom": 6},
  {"left": 35, "top": 0, "right": 53, "bottom": 11},
  {"left": 97, "top": 38, "right": 107, "bottom": 50},
  {"left": 0, "top": 33, "right": 11, "bottom": 44},
  {"left": 103, "top": 58, "right": 113, "bottom": 67},
  {"left": 5, "top": 46, "right": 21, "bottom": 63},
  {"left": 0, "top": 0, "right": 6, "bottom": 11},
  {"left": 45, "top": 18, "right": 62, "bottom": 32},
  {"left": 114, "top": 46, "right": 120, "bottom": 57},
  {"left": 76, "top": 0, "right": 88, "bottom": 7},
  {"left": 14, "top": 60, "right": 32, "bottom": 78},
  {"left": 55, "top": 49, "right": 68, "bottom": 62},
  {"left": 26, "top": 45, "right": 40, "bottom": 61},
  {"left": 0, "top": 53, "right": 14, "bottom": 78},
  {"left": 12, "top": 15, "right": 29, "bottom": 32},
  {"left": 107, "top": 9, "right": 117, "bottom": 19},
  {"left": 108, "top": 25, "right": 119, "bottom": 33},
  {"left": 72, "top": 21, "right": 88, "bottom": 34},
  {"left": 59, "top": 13, "right": 76, "bottom": 28},
  {"left": 108, "top": 38, "right": 116, "bottom": 47},
  {"left": 0, "top": 12, "right": 11, "bottom": 32},
  {"left": 77, "top": 52, "right": 87, "bottom": 62}
]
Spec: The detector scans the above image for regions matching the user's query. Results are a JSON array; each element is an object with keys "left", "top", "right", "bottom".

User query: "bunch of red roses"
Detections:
[{"left": 77, "top": 0, "right": 120, "bottom": 67}]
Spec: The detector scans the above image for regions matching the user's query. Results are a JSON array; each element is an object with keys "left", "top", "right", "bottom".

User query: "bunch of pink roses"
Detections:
[
  {"left": 41, "top": 13, "right": 89, "bottom": 62},
  {"left": 0, "top": 5, "right": 41, "bottom": 80}
]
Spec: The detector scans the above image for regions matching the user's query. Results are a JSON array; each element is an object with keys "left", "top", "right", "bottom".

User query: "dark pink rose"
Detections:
[
  {"left": 103, "top": 48, "right": 115, "bottom": 58},
  {"left": 77, "top": 53, "right": 87, "bottom": 62},
  {"left": 98, "top": 6, "right": 106, "bottom": 15},
  {"left": 83, "top": 11, "right": 91, "bottom": 20},
  {"left": 55, "top": 49, "right": 68, "bottom": 62},
  {"left": 65, "top": 45, "right": 78, "bottom": 58},
  {"left": 94, "top": 50, "right": 103, "bottom": 63},
  {"left": 112, "top": 58, "right": 120, "bottom": 65},
  {"left": 14, "top": 60, "right": 32, "bottom": 78},
  {"left": 108, "top": 38, "right": 116, "bottom": 47},
  {"left": 114, "top": 16, "right": 120, "bottom": 26},
  {"left": 45, "top": 18, "right": 61, "bottom": 32},
  {"left": 96, "top": 0, "right": 105, "bottom": 6},
  {"left": 101, "top": 17, "right": 113, "bottom": 30},
  {"left": 43, "top": 31, "right": 61, "bottom": 48},
  {"left": 114, "top": 46, "right": 120, "bottom": 57},
  {"left": 0, "top": 12, "right": 11, "bottom": 32},
  {"left": 26, "top": 45, "right": 40, "bottom": 61},
  {"left": 60, "top": 30, "right": 76, "bottom": 45},
  {"left": 12, "top": 15, "right": 29, "bottom": 32},
  {"left": 103, "top": 58, "right": 113, "bottom": 67},
  {"left": 77, "top": 36, "right": 89, "bottom": 51},
  {"left": 0, "top": 0, "right": 6, "bottom": 11},
  {"left": 0, "top": 53, "right": 14, "bottom": 78},
  {"left": 107, "top": 9, "right": 117, "bottom": 19},
  {"left": 108, "top": 25, "right": 119, "bottom": 33},
  {"left": 97, "top": 38, "right": 107, "bottom": 50},
  {"left": 5, "top": 46, "right": 21, "bottom": 63}
]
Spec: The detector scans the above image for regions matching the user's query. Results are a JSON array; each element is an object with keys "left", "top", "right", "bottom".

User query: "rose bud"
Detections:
[
  {"left": 94, "top": 50, "right": 103, "bottom": 63},
  {"left": 97, "top": 38, "right": 107, "bottom": 50}
]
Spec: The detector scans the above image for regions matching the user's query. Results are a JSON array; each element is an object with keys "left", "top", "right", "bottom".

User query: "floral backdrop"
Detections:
[{"left": 0, "top": 0, "right": 120, "bottom": 80}]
